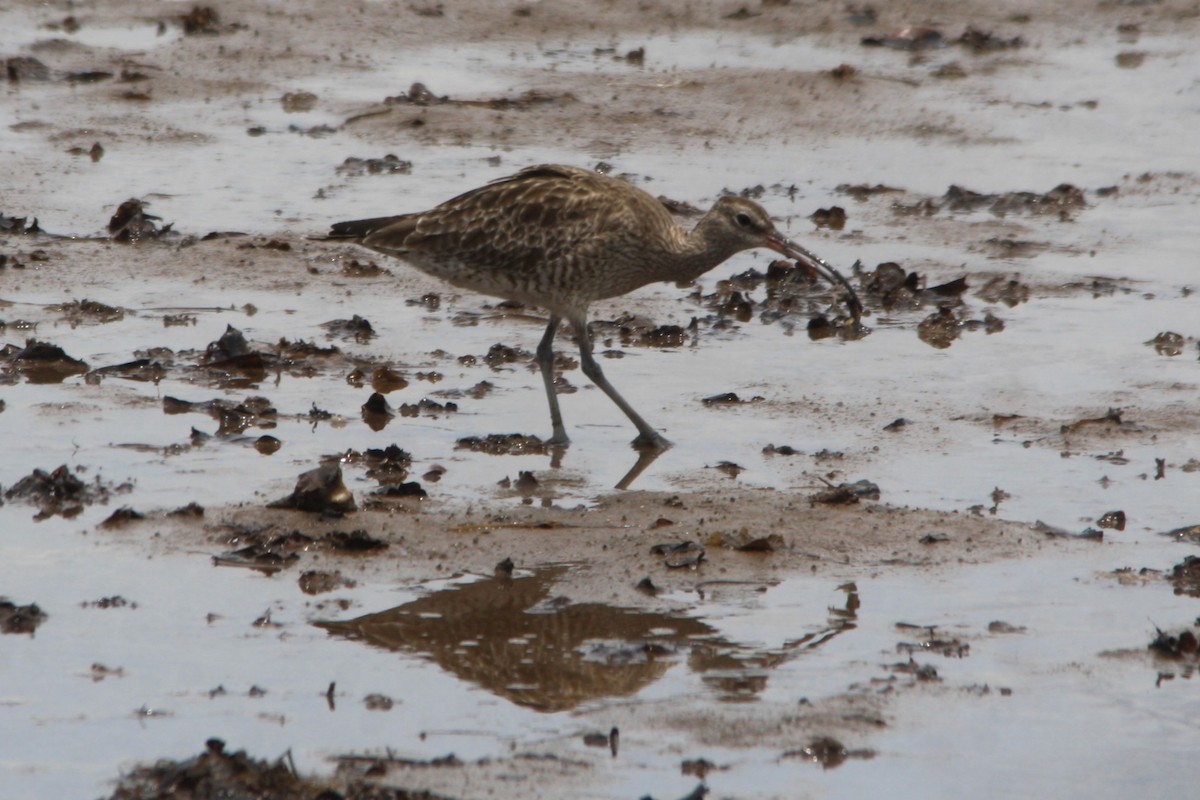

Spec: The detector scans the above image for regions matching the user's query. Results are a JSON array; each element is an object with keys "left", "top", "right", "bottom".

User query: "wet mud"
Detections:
[{"left": 4, "top": 0, "right": 1200, "bottom": 798}]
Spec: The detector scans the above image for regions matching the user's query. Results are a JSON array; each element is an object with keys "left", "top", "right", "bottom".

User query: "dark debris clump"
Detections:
[
  {"left": 0, "top": 599, "right": 48, "bottom": 635},
  {"left": 2, "top": 340, "right": 89, "bottom": 383},
  {"left": 108, "top": 199, "right": 171, "bottom": 242},
  {"left": 456, "top": 433, "right": 549, "bottom": 455},
  {"left": 104, "top": 738, "right": 455, "bottom": 799},
  {"left": 896, "top": 184, "right": 1087, "bottom": 219},
  {"left": 268, "top": 464, "right": 356, "bottom": 514},
  {"left": 1149, "top": 625, "right": 1199, "bottom": 660},
  {"left": 3, "top": 464, "right": 123, "bottom": 519}
]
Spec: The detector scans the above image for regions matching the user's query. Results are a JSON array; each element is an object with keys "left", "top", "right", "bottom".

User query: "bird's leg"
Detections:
[
  {"left": 536, "top": 315, "right": 570, "bottom": 446},
  {"left": 570, "top": 314, "right": 672, "bottom": 451}
]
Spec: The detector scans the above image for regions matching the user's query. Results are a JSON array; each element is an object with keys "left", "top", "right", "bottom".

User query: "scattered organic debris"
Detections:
[
  {"left": 322, "top": 315, "right": 375, "bottom": 341},
  {"left": 255, "top": 435, "right": 282, "bottom": 454},
  {"left": 810, "top": 206, "right": 846, "bottom": 229},
  {"left": 381, "top": 81, "right": 576, "bottom": 112},
  {"left": 975, "top": 275, "right": 1031, "bottom": 307},
  {"left": 456, "top": 433, "right": 549, "bottom": 455},
  {"left": 1149, "top": 624, "right": 1199, "bottom": 660},
  {"left": 370, "top": 482, "right": 427, "bottom": 500},
  {"left": 1148, "top": 331, "right": 1185, "bottom": 357},
  {"left": 4, "top": 464, "right": 125, "bottom": 519},
  {"left": 836, "top": 183, "right": 902, "bottom": 202},
  {"left": 0, "top": 599, "right": 47, "bottom": 635},
  {"left": 1168, "top": 557, "right": 1200, "bottom": 598},
  {"left": 958, "top": 27, "right": 1024, "bottom": 52},
  {"left": 681, "top": 757, "right": 721, "bottom": 779},
  {"left": 2, "top": 340, "right": 89, "bottom": 383},
  {"left": 89, "top": 358, "right": 169, "bottom": 384},
  {"left": 976, "top": 237, "right": 1049, "bottom": 259},
  {"left": 885, "top": 658, "right": 940, "bottom": 681},
  {"left": 635, "top": 576, "right": 660, "bottom": 595},
  {"left": 582, "top": 726, "right": 619, "bottom": 757},
  {"left": 861, "top": 26, "right": 946, "bottom": 50},
  {"left": 298, "top": 570, "right": 356, "bottom": 595},
  {"left": 650, "top": 541, "right": 705, "bottom": 569},
  {"left": 863, "top": 25, "right": 1021, "bottom": 52},
  {"left": 0, "top": 211, "right": 41, "bottom": 234},
  {"left": 1161, "top": 523, "right": 1200, "bottom": 543},
  {"left": 177, "top": 5, "right": 238, "bottom": 35},
  {"left": 108, "top": 199, "right": 170, "bottom": 242},
  {"left": 896, "top": 183, "right": 1086, "bottom": 219},
  {"left": 214, "top": 529, "right": 309, "bottom": 573},
  {"left": 82, "top": 595, "right": 136, "bottom": 610},
  {"left": 337, "top": 155, "right": 413, "bottom": 176},
  {"left": 701, "top": 392, "right": 761, "bottom": 406},
  {"left": 482, "top": 342, "right": 529, "bottom": 368},
  {"left": 336, "top": 444, "right": 413, "bottom": 486},
  {"left": 399, "top": 398, "right": 458, "bottom": 417},
  {"left": 163, "top": 394, "right": 277, "bottom": 436},
  {"left": 268, "top": 464, "right": 357, "bottom": 514},
  {"left": 170, "top": 502, "right": 205, "bottom": 517},
  {"left": 363, "top": 693, "right": 395, "bottom": 711},
  {"left": 782, "top": 736, "right": 875, "bottom": 769},
  {"left": 708, "top": 529, "right": 784, "bottom": 552},
  {"left": 281, "top": 91, "right": 318, "bottom": 112},
  {"left": 100, "top": 507, "right": 145, "bottom": 528},
  {"left": 590, "top": 315, "right": 691, "bottom": 349},
  {"left": 361, "top": 392, "right": 394, "bottom": 430},
  {"left": 323, "top": 529, "right": 388, "bottom": 553},
  {"left": 101, "top": 738, "right": 454, "bottom": 800},
  {"left": 48, "top": 298, "right": 125, "bottom": 325},
  {"left": 1033, "top": 521, "right": 1103, "bottom": 541},
  {"left": 1060, "top": 408, "right": 1124, "bottom": 435},
  {"left": 811, "top": 479, "right": 880, "bottom": 505},
  {"left": 711, "top": 461, "right": 744, "bottom": 479},
  {"left": 198, "top": 324, "right": 267, "bottom": 371},
  {"left": 897, "top": 629, "right": 970, "bottom": 658},
  {"left": 5, "top": 56, "right": 52, "bottom": 82}
]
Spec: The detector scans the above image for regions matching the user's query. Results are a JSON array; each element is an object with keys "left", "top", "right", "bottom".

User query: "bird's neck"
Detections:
[{"left": 669, "top": 214, "right": 742, "bottom": 282}]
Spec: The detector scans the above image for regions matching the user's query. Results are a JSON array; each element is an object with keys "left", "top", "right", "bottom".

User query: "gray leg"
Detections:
[
  {"left": 536, "top": 315, "right": 570, "bottom": 446},
  {"left": 569, "top": 314, "right": 671, "bottom": 450}
]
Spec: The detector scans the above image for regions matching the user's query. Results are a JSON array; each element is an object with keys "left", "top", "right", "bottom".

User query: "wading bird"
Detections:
[{"left": 324, "top": 164, "right": 861, "bottom": 449}]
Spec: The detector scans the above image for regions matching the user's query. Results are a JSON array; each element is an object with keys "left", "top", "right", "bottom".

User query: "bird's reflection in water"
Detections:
[
  {"left": 315, "top": 567, "right": 858, "bottom": 712},
  {"left": 615, "top": 444, "right": 665, "bottom": 490}
]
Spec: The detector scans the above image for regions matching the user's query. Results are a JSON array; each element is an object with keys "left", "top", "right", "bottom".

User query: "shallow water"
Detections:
[
  {"left": 3, "top": 7, "right": 1200, "bottom": 799},
  {"left": 5, "top": 520, "right": 1196, "bottom": 799}
]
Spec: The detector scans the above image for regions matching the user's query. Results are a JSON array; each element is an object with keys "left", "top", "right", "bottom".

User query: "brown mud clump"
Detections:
[
  {"left": 3, "top": 340, "right": 89, "bottom": 383},
  {"left": 4, "top": 464, "right": 127, "bottom": 519},
  {"left": 0, "top": 599, "right": 48, "bottom": 635}
]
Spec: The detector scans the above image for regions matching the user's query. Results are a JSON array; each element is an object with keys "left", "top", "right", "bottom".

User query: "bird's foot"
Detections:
[
  {"left": 545, "top": 431, "right": 571, "bottom": 448},
  {"left": 631, "top": 431, "right": 672, "bottom": 452}
]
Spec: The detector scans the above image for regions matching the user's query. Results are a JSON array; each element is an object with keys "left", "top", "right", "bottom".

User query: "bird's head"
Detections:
[{"left": 705, "top": 196, "right": 863, "bottom": 323}]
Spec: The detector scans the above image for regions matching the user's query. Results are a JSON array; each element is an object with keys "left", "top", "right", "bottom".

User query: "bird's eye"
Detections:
[{"left": 734, "top": 212, "right": 753, "bottom": 228}]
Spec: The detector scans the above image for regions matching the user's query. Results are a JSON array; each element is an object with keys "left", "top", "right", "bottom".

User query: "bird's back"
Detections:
[{"left": 328, "top": 165, "right": 685, "bottom": 314}]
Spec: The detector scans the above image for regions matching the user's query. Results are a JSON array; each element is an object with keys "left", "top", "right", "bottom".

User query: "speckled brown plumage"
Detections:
[{"left": 326, "top": 164, "right": 859, "bottom": 449}]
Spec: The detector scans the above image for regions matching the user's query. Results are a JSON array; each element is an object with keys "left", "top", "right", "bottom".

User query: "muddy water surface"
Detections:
[{"left": 3, "top": 1, "right": 1200, "bottom": 798}]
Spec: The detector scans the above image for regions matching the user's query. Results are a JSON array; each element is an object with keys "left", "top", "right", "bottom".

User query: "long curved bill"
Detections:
[{"left": 766, "top": 234, "right": 864, "bottom": 325}]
